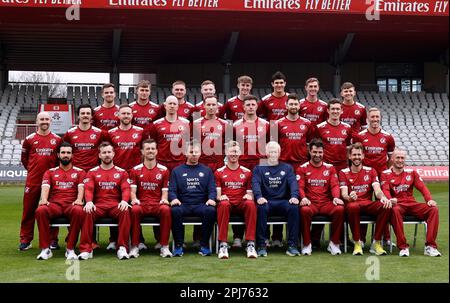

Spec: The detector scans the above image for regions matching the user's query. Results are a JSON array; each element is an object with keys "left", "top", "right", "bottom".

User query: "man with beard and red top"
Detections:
[
  {"left": 233, "top": 95, "right": 270, "bottom": 172},
  {"left": 297, "top": 138, "right": 345, "bottom": 256},
  {"left": 381, "top": 149, "right": 441, "bottom": 257},
  {"left": 193, "top": 80, "right": 224, "bottom": 120},
  {"left": 339, "top": 143, "right": 390, "bottom": 256},
  {"left": 193, "top": 95, "right": 231, "bottom": 172},
  {"left": 215, "top": 141, "right": 257, "bottom": 259},
  {"left": 129, "top": 80, "right": 161, "bottom": 133},
  {"left": 159, "top": 81, "right": 195, "bottom": 121},
  {"left": 35, "top": 142, "right": 86, "bottom": 260},
  {"left": 314, "top": 99, "right": 352, "bottom": 173},
  {"left": 19, "top": 112, "right": 62, "bottom": 251},
  {"left": 107, "top": 104, "right": 144, "bottom": 172},
  {"left": 340, "top": 82, "right": 367, "bottom": 137},
  {"left": 223, "top": 76, "right": 253, "bottom": 121},
  {"left": 353, "top": 107, "right": 396, "bottom": 245},
  {"left": 128, "top": 139, "right": 172, "bottom": 259},
  {"left": 274, "top": 93, "right": 313, "bottom": 172},
  {"left": 258, "top": 71, "right": 289, "bottom": 121},
  {"left": 148, "top": 95, "right": 191, "bottom": 172},
  {"left": 93, "top": 83, "right": 120, "bottom": 131},
  {"left": 79, "top": 142, "right": 131, "bottom": 260},
  {"left": 63, "top": 104, "right": 106, "bottom": 171},
  {"left": 299, "top": 77, "right": 328, "bottom": 129}
]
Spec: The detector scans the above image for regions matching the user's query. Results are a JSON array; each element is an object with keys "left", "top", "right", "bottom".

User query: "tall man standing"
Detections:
[
  {"left": 63, "top": 104, "right": 105, "bottom": 171},
  {"left": 258, "top": 71, "right": 289, "bottom": 121},
  {"left": 299, "top": 77, "right": 328, "bottom": 129},
  {"left": 93, "top": 83, "right": 120, "bottom": 131},
  {"left": 340, "top": 82, "right": 367, "bottom": 137},
  {"left": 129, "top": 80, "right": 161, "bottom": 133},
  {"left": 223, "top": 75, "right": 253, "bottom": 121},
  {"left": 19, "top": 112, "right": 62, "bottom": 251}
]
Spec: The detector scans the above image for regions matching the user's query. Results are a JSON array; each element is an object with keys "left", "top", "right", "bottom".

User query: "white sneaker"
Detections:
[
  {"left": 399, "top": 248, "right": 410, "bottom": 257},
  {"left": 246, "top": 243, "right": 257, "bottom": 258},
  {"left": 78, "top": 251, "right": 93, "bottom": 260},
  {"left": 218, "top": 244, "right": 229, "bottom": 259},
  {"left": 138, "top": 242, "right": 148, "bottom": 251},
  {"left": 153, "top": 242, "right": 162, "bottom": 250},
  {"left": 232, "top": 238, "right": 242, "bottom": 248},
  {"left": 65, "top": 249, "right": 78, "bottom": 260},
  {"left": 106, "top": 242, "right": 117, "bottom": 251},
  {"left": 424, "top": 246, "right": 441, "bottom": 257},
  {"left": 160, "top": 246, "right": 173, "bottom": 258},
  {"left": 271, "top": 240, "right": 283, "bottom": 248},
  {"left": 327, "top": 241, "right": 342, "bottom": 256},
  {"left": 191, "top": 241, "right": 201, "bottom": 248},
  {"left": 301, "top": 244, "right": 312, "bottom": 256},
  {"left": 117, "top": 246, "right": 129, "bottom": 260},
  {"left": 128, "top": 246, "right": 140, "bottom": 258},
  {"left": 37, "top": 248, "right": 53, "bottom": 260}
]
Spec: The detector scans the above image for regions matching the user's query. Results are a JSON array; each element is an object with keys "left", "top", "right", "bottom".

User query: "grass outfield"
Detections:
[{"left": 0, "top": 183, "right": 448, "bottom": 283}]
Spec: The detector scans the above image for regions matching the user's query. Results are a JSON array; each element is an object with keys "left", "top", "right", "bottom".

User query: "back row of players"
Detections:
[{"left": 19, "top": 72, "right": 441, "bottom": 260}]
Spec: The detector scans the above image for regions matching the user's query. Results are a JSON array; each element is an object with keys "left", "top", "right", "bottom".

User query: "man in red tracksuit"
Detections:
[
  {"left": 339, "top": 143, "right": 391, "bottom": 256},
  {"left": 19, "top": 111, "right": 62, "bottom": 251},
  {"left": 381, "top": 149, "right": 441, "bottom": 257},
  {"left": 79, "top": 142, "right": 131, "bottom": 260},
  {"left": 215, "top": 140, "right": 257, "bottom": 259},
  {"left": 297, "top": 138, "right": 345, "bottom": 256},
  {"left": 35, "top": 142, "right": 85, "bottom": 260},
  {"left": 128, "top": 139, "right": 172, "bottom": 258}
]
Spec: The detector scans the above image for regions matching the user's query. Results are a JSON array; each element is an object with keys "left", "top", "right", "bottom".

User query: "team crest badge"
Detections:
[
  {"left": 156, "top": 174, "right": 162, "bottom": 180},
  {"left": 199, "top": 172, "right": 204, "bottom": 177},
  {"left": 364, "top": 175, "right": 369, "bottom": 182},
  {"left": 114, "top": 173, "right": 120, "bottom": 179},
  {"left": 178, "top": 126, "right": 185, "bottom": 131},
  {"left": 323, "top": 170, "right": 329, "bottom": 176},
  {"left": 240, "top": 174, "right": 245, "bottom": 179},
  {"left": 217, "top": 125, "right": 222, "bottom": 130},
  {"left": 317, "top": 107, "right": 323, "bottom": 112},
  {"left": 380, "top": 137, "right": 386, "bottom": 144},
  {"left": 300, "top": 125, "right": 306, "bottom": 130},
  {"left": 114, "top": 111, "right": 119, "bottom": 117},
  {"left": 406, "top": 175, "right": 412, "bottom": 181},
  {"left": 50, "top": 139, "right": 57, "bottom": 145},
  {"left": 90, "top": 134, "right": 97, "bottom": 140},
  {"left": 257, "top": 127, "right": 263, "bottom": 132},
  {"left": 280, "top": 171, "right": 286, "bottom": 176},
  {"left": 184, "top": 109, "right": 190, "bottom": 114},
  {"left": 71, "top": 173, "right": 78, "bottom": 179},
  {"left": 355, "top": 110, "right": 360, "bottom": 115},
  {"left": 341, "top": 130, "right": 347, "bottom": 135},
  {"left": 132, "top": 133, "right": 139, "bottom": 139},
  {"left": 149, "top": 109, "right": 155, "bottom": 114}
]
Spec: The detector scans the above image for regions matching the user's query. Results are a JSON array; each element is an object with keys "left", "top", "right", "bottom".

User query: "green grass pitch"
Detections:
[{"left": 0, "top": 183, "right": 448, "bottom": 283}]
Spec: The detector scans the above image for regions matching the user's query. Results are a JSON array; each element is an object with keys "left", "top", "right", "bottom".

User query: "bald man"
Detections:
[{"left": 19, "top": 112, "right": 62, "bottom": 251}]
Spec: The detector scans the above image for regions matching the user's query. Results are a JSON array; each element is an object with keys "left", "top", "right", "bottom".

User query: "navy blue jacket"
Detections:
[
  {"left": 169, "top": 164, "right": 216, "bottom": 205},
  {"left": 252, "top": 162, "right": 299, "bottom": 201}
]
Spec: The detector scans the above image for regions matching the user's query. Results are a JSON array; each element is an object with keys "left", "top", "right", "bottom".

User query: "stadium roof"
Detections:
[{"left": 0, "top": 2, "right": 448, "bottom": 73}]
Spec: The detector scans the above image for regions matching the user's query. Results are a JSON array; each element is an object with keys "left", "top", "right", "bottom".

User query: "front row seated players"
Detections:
[
  {"left": 35, "top": 142, "right": 86, "bottom": 260},
  {"left": 169, "top": 141, "right": 217, "bottom": 257},
  {"left": 79, "top": 142, "right": 132, "bottom": 260},
  {"left": 296, "top": 138, "right": 345, "bottom": 256},
  {"left": 252, "top": 141, "right": 301, "bottom": 257},
  {"left": 339, "top": 142, "right": 391, "bottom": 256},
  {"left": 381, "top": 149, "right": 441, "bottom": 257}
]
